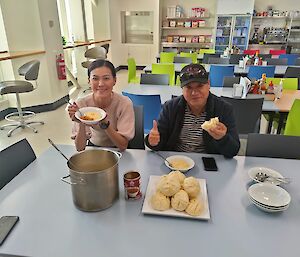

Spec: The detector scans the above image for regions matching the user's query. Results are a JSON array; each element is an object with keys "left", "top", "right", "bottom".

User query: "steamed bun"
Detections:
[
  {"left": 171, "top": 190, "right": 189, "bottom": 211},
  {"left": 185, "top": 199, "right": 203, "bottom": 216},
  {"left": 151, "top": 191, "right": 170, "bottom": 211},
  {"left": 201, "top": 117, "right": 219, "bottom": 131},
  {"left": 168, "top": 170, "right": 186, "bottom": 185},
  {"left": 183, "top": 177, "right": 200, "bottom": 198},
  {"left": 157, "top": 175, "right": 181, "bottom": 197}
]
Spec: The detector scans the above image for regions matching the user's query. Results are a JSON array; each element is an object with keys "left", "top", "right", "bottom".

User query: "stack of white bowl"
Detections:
[{"left": 248, "top": 183, "right": 291, "bottom": 213}]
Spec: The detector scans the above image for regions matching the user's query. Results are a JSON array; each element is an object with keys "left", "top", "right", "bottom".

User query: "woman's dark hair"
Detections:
[{"left": 88, "top": 59, "right": 116, "bottom": 78}]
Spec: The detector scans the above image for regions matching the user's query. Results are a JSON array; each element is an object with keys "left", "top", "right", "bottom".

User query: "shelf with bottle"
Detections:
[
  {"left": 165, "top": 16, "right": 212, "bottom": 20},
  {"left": 162, "top": 26, "right": 214, "bottom": 30},
  {"left": 252, "top": 16, "right": 288, "bottom": 19},
  {"left": 161, "top": 42, "right": 213, "bottom": 48}
]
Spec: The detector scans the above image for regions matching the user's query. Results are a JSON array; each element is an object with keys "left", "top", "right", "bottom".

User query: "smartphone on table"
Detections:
[
  {"left": 0, "top": 216, "right": 19, "bottom": 245},
  {"left": 202, "top": 157, "right": 218, "bottom": 171}
]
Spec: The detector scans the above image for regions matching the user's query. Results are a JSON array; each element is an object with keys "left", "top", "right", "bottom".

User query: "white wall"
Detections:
[
  {"left": 216, "top": 0, "right": 254, "bottom": 14},
  {"left": 254, "top": 0, "right": 300, "bottom": 12},
  {"left": 0, "top": 6, "right": 8, "bottom": 51},
  {"left": 69, "top": 0, "right": 85, "bottom": 42},
  {"left": 109, "top": 0, "right": 160, "bottom": 66},
  {"left": 92, "top": 0, "right": 110, "bottom": 40}
]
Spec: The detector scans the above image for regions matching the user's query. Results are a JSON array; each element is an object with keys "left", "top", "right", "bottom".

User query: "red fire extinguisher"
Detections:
[{"left": 56, "top": 54, "right": 66, "bottom": 80}]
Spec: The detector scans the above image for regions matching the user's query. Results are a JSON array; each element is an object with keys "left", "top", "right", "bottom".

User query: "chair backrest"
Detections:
[
  {"left": 18, "top": 60, "right": 40, "bottom": 81},
  {"left": 202, "top": 53, "right": 221, "bottom": 64},
  {"left": 208, "top": 57, "right": 230, "bottom": 64},
  {"left": 284, "top": 99, "right": 300, "bottom": 136},
  {"left": 140, "top": 73, "right": 169, "bottom": 85},
  {"left": 269, "top": 49, "right": 286, "bottom": 55},
  {"left": 180, "top": 48, "right": 194, "bottom": 53},
  {"left": 295, "top": 58, "right": 300, "bottom": 66},
  {"left": 209, "top": 65, "right": 234, "bottom": 87},
  {"left": 84, "top": 46, "right": 107, "bottom": 59},
  {"left": 243, "top": 49, "right": 260, "bottom": 55},
  {"left": 127, "top": 58, "right": 137, "bottom": 83},
  {"left": 258, "top": 54, "right": 272, "bottom": 60},
  {"left": 122, "top": 92, "right": 161, "bottom": 133},
  {"left": 163, "top": 48, "right": 177, "bottom": 53},
  {"left": 0, "top": 138, "right": 36, "bottom": 190},
  {"left": 284, "top": 67, "right": 300, "bottom": 89},
  {"left": 221, "top": 96, "right": 264, "bottom": 134},
  {"left": 199, "top": 49, "right": 215, "bottom": 54},
  {"left": 152, "top": 63, "right": 175, "bottom": 85},
  {"left": 279, "top": 54, "right": 300, "bottom": 65},
  {"left": 229, "top": 54, "right": 244, "bottom": 64},
  {"left": 179, "top": 52, "right": 198, "bottom": 64},
  {"left": 265, "top": 78, "right": 298, "bottom": 90},
  {"left": 223, "top": 76, "right": 240, "bottom": 87},
  {"left": 247, "top": 65, "right": 275, "bottom": 80},
  {"left": 101, "top": 43, "right": 109, "bottom": 54},
  {"left": 265, "top": 58, "right": 288, "bottom": 65},
  {"left": 128, "top": 105, "right": 145, "bottom": 149},
  {"left": 246, "top": 133, "right": 300, "bottom": 159},
  {"left": 160, "top": 52, "right": 176, "bottom": 63},
  {"left": 173, "top": 56, "right": 192, "bottom": 63}
]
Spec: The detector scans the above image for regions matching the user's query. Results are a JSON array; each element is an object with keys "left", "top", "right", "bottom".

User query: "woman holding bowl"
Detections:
[{"left": 68, "top": 59, "right": 135, "bottom": 151}]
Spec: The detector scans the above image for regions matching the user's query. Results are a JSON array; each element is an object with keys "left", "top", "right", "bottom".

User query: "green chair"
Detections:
[
  {"left": 265, "top": 78, "right": 298, "bottom": 90},
  {"left": 284, "top": 99, "right": 300, "bottom": 136},
  {"left": 152, "top": 63, "right": 175, "bottom": 86},
  {"left": 179, "top": 52, "right": 198, "bottom": 64},
  {"left": 127, "top": 58, "right": 140, "bottom": 84},
  {"left": 199, "top": 49, "right": 215, "bottom": 54},
  {"left": 160, "top": 52, "right": 176, "bottom": 63},
  {"left": 175, "top": 64, "right": 189, "bottom": 86}
]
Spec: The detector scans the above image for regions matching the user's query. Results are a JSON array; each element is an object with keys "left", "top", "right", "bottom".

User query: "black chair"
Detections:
[
  {"left": 0, "top": 138, "right": 36, "bottom": 190},
  {"left": 295, "top": 58, "right": 300, "bottom": 66},
  {"left": 162, "top": 48, "right": 177, "bottom": 53},
  {"left": 221, "top": 96, "right": 264, "bottom": 136},
  {"left": 128, "top": 105, "right": 145, "bottom": 150},
  {"left": 258, "top": 54, "right": 272, "bottom": 60},
  {"left": 208, "top": 57, "right": 230, "bottom": 64},
  {"left": 229, "top": 54, "right": 244, "bottom": 64},
  {"left": 173, "top": 56, "right": 192, "bottom": 63},
  {"left": 246, "top": 133, "right": 300, "bottom": 159},
  {"left": 140, "top": 73, "right": 169, "bottom": 85},
  {"left": 202, "top": 53, "right": 221, "bottom": 64},
  {"left": 180, "top": 48, "right": 193, "bottom": 53},
  {"left": 101, "top": 43, "right": 109, "bottom": 54},
  {"left": 284, "top": 67, "right": 300, "bottom": 89},
  {"left": 265, "top": 58, "right": 288, "bottom": 65},
  {"left": 222, "top": 76, "right": 240, "bottom": 87}
]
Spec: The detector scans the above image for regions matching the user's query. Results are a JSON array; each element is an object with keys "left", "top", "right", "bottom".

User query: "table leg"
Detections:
[
  {"left": 277, "top": 112, "right": 287, "bottom": 134},
  {"left": 65, "top": 66, "right": 81, "bottom": 89},
  {"left": 266, "top": 112, "right": 274, "bottom": 134}
]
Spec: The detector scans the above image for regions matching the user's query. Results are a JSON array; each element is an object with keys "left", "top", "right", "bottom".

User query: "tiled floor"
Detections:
[{"left": 0, "top": 69, "right": 264, "bottom": 156}]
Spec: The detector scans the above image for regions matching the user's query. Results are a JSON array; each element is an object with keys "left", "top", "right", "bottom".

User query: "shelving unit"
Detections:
[
  {"left": 161, "top": 13, "right": 214, "bottom": 52},
  {"left": 287, "top": 17, "right": 300, "bottom": 53}
]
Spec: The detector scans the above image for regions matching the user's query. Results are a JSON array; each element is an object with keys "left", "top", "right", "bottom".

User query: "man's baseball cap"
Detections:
[{"left": 179, "top": 63, "right": 209, "bottom": 88}]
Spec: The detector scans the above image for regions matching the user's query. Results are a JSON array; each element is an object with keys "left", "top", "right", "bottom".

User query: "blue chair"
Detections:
[
  {"left": 247, "top": 65, "right": 275, "bottom": 80},
  {"left": 122, "top": 92, "right": 161, "bottom": 134},
  {"left": 209, "top": 65, "right": 234, "bottom": 87},
  {"left": 279, "top": 54, "right": 300, "bottom": 65}
]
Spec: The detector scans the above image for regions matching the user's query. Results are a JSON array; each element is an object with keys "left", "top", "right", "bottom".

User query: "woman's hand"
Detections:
[
  {"left": 67, "top": 102, "right": 80, "bottom": 123},
  {"left": 207, "top": 122, "right": 227, "bottom": 140}
]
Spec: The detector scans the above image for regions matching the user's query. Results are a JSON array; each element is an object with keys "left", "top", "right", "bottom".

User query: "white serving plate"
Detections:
[
  {"left": 248, "top": 167, "right": 284, "bottom": 185},
  {"left": 249, "top": 196, "right": 289, "bottom": 213},
  {"left": 165, "top": 155, "right": 195, "bottom": 173},
  {"left": 248, "top": 183, "right": 291, "bottom": 207},
  {"left": 75, "top": 106, "right": 106, "bottom": 125},
  {"left": 141, "top": 175, "right": 210, "bottom": 220}
]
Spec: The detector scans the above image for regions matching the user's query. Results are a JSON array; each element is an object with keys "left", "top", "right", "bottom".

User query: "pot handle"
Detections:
[
  {"left": 114, "top": 151, "right": 122, "bottom": 159},
  {"left": 61, "top": 175, "right": 86, "bottom": 185}
]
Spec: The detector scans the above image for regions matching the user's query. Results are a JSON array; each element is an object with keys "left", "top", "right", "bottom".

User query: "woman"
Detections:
[{"left": 68, "top": 59, "right": 135, "bottom": 151}]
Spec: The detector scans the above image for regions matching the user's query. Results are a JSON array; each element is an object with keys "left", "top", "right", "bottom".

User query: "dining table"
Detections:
[
  {"left": 122, "top": 84, "right": 300, "bottom": 134},
  {"left": 0, "top": 145, "right": 300, "bottom": 257},
  {"left": 143, "top": 63, "right": 292, "bottom": 77}
]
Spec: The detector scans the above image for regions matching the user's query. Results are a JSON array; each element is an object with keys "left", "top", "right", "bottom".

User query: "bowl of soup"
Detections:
[{"left": 75, "top": 107, "right": 106, "bottom": 125}]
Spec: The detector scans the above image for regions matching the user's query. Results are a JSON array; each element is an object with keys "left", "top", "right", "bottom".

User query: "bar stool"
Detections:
[{"left": 0, "top": 60, "right": 44, "bottom": 137}]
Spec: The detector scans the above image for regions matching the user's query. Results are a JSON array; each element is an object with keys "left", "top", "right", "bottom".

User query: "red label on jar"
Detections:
[{"left": 124, "top": 171, "right": 142, "bottom": 200}]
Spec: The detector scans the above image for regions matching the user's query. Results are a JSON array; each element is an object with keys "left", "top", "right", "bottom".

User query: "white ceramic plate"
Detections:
[
  {"left": 249, "top": 196, "right": 288, "bottom": 209},
  {"left": 248, "top": 167, "right": 284, "bottom": 185},
  {"left": 141, "top": 176, "right": 210, "bottom": 220},
  {"left": 165, "top": 155, "right": 195, "bottom": 173},
  {"left": 248, "top": 183, "right": 291, "bottom": 207},
  {"left": 249, "top": 196, "right": 289, "bottom": 213},
  {"left": 75, "top": 107, "right": 106, "bottom": 125}
]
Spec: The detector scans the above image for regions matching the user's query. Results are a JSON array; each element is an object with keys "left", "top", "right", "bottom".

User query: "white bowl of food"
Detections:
[
  {"left": 75, "top": 107, "right": 106, "bottom": 125},
  {"left": 165, "top": 155, "right": 195, "bottom": 173}
]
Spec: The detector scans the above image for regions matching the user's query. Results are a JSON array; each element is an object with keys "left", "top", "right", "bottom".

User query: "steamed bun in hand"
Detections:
[
  {"left": 185, "top": 199, "right": 203, "bottom": 216},
  {"left": 151, "top": 191, "right": 170, "bottom": 211},
  {"left": 157, "top": 175, "right": 181, "bottom": 197},
  {"left": 183, "top": 177, "right": 200, "bottom": 198},
  {"left": 201, "top": 117, "right": 219, "bottom": 131},
  {"left": 168, "top": 170, "right": 186, "bottom": 185},
  {"left": 171, "top": 190, "right": 189, "bottom": 211}
]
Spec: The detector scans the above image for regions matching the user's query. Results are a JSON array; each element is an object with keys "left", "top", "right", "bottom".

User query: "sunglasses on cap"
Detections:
[{"left": 179, "top": 64, "right": 209, "bottom": 86}]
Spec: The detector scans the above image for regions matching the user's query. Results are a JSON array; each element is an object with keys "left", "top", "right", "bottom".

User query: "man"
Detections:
[{"left": 145, "top": 63, "right": 240, "bottom": 158}]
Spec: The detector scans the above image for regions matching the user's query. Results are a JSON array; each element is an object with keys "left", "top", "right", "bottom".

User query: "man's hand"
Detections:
[
  {"left": 207, "top": 122, "right": 227, "bottom": 140},
  {"left": 148, "top": 120, "right": 160, "bottom": 146}
]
